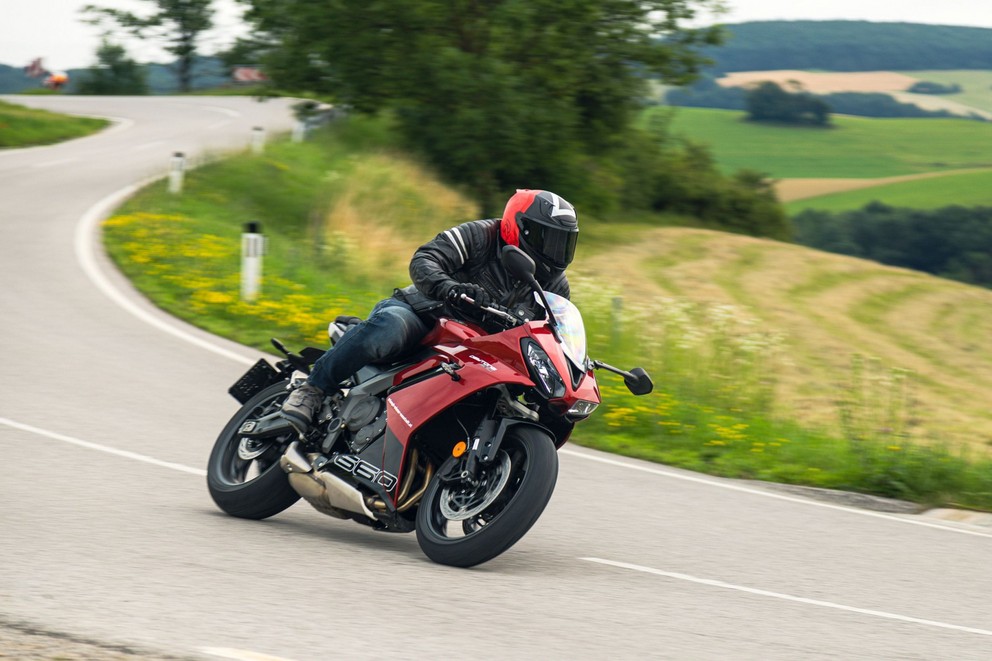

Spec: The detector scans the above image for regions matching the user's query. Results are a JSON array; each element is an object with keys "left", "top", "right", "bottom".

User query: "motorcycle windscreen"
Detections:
[{"left": 541, "top": 292, "right": 587, "bottom": 370}]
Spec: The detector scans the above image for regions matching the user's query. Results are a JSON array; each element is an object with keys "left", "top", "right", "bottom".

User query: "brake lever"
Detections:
[{"left": 458, "top": 294, "right": 519, "bottom": 325}]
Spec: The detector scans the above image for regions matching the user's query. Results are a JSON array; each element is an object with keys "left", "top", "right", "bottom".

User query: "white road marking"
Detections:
[
  {"left": 201, "top": 648, "right": 297, "bottom": 661},
  {"left": 582, "top": 557, "right": 992, "bottom": 638},
  {"left": 196, "top": 104, "right": 242, "bottom": 118},
  {"left": 31, "top": 157, "right": 78, "bottom": 169},
  {"left": 75, "top": 183, "right": 255, "bottom": 366},
  {"left": 131, "top": 140, "right": 165, "bottom": 152},
  {"left": 560, "top": 449, "right": 992, "bottom": 539},
  {"left": 208, "top": 120, "right": 232, "bottom": 130},
  {"left": 0, "top": 417, "right": 206, "bottom": 476}
]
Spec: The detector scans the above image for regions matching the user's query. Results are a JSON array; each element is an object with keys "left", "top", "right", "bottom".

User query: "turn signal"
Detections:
[
  {"left": 567, "top": 400, "right": 599, "bottom": 417},
  {"left": 452, "top": 441, "right": 467, "bottom": 457}
]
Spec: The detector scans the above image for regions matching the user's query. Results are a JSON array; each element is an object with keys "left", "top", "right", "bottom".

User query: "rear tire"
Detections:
[
  {"left": 207, "top": 381, "right": 301, "bottom": 519},
  {"left": 416, "top": 425, "right": 558, "bottom": 567}
]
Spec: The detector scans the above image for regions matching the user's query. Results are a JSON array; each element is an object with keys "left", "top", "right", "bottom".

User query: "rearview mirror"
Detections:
[
  {"left": 501, "top": 245, "right": 537, "bottom": 284},
  {"left": 624, "top": 367, "right": 653, "bottom": 396}
]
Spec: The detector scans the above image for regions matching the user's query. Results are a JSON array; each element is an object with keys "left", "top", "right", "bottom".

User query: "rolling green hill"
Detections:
[{"left": 658, "top": 106, "right": 992, "bottom": 178}]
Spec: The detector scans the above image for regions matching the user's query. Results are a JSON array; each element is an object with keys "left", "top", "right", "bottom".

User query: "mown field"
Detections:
[
  {"left": 660, "top": 106, "right": 992, "bottom": 178},
  {"left": 100, "top": 118, "right": 992, "bottom": 508},
  {"left": 903, "top": 70, "right": 992, "bottom": 113},
  {"left": 784, "top": 168, "right": 992, "bottom": 213}
]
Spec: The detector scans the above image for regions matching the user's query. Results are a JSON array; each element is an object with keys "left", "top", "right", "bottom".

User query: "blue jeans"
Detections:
[{"left": 306, "top": 297, "right": 430, "bottom": 392}]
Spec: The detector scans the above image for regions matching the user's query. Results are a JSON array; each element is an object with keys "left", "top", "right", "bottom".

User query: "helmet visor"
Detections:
[{"left": 522, "top": 219, "right": 578, "bottom": 269}]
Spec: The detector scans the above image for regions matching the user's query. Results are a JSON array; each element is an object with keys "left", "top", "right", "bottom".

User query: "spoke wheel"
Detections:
[
  {"left": 416, "top": 425, "right": 558, "bottom": 567},
  {"left": 207, "top": 381, "right": 301, "bottom": 519}
]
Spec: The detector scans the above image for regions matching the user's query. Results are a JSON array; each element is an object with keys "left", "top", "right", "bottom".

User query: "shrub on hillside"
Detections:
[
  {"left": 908, "top": 81, "right": 963, "bottom": 95},
  {"left": 617, "top": 115, "right": 791, "bottom": 240},
  {"left": 745, "top": 81, "right": 831, "bottom": 126}
]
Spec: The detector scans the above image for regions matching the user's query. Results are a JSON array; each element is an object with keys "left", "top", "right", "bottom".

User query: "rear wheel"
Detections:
[
  {"left": 207, "top": 381, "right": 300, "bottom": 519},
  {"left": 416, "top": 425, "right": 558, "bottom": 567}
]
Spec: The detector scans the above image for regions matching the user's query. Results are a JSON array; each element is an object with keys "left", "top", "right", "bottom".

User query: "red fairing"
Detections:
[
  {"left": 385, "top": 342, "right": 533, "bottom": 446},
  {"left": 386, "top": 317, "right": 600, "bottom": 449}
]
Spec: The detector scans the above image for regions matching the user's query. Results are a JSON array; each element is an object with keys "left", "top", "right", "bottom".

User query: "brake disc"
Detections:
[{"left": 439, "top": 450, "right": 512, "bottom": 521}]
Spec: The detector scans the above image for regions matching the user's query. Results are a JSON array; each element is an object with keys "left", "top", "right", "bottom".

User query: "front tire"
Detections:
[
  {"left": 207, "top": 381, "right": 301, "bottom": 519},
  {"left": 416, "top": 425, "right": 558, "bottom": 567}
]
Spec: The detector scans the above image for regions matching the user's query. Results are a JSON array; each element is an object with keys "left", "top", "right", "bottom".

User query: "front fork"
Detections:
[{"left": 441, "top": 415, "right": 551, "bottom": 486}]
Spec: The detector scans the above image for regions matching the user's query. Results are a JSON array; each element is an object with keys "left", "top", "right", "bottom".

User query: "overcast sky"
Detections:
[{"left": 3, "top": 0, "right": 991, "bottom": 72}]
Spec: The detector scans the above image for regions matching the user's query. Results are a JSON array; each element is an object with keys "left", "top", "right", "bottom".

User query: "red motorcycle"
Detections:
[{"left": 207, "top": 246, "right": 652, "bottom": 566}]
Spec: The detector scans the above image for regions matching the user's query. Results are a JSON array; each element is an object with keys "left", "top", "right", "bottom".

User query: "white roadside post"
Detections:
[
  {"left": 168, "top": 151, "right": 185, "bottom": 194},
  {"left": 241, "top": 221, "right": 266, "bottom": 301},
  {"left": 292, "top": 119, "right": 307, "bottom": 143},
  {"left": 251, "top": 126, "right": 266, "bottom": 154}
]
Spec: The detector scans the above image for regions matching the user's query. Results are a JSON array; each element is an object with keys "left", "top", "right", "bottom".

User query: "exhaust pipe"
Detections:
[{"left": 280, "top": 443, "right": 378, "bottom": 521}]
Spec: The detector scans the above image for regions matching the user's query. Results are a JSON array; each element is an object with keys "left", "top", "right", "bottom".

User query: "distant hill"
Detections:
[
  {"left": 707, "top": 21, "right": 992, "bottom": 72},
  {"left": 0, "top": 57, "right": 229, "bottom": 94}
]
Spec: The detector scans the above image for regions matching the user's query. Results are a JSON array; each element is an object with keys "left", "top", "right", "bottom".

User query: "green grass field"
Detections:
[
  {"left": 785, "top": 168, "right": 992, "bottom": 213},
  {"left": 904, "top": 70, "right": 992, "bottom": 114},
  {"left": 658, "top": 106, "right": 992, "bottom": 178},
  {"left": 0, "top": 99, "right": 108, "bottom": 148}
]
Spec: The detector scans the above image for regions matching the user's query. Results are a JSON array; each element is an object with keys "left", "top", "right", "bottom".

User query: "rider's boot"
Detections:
[{"left": 280, "top": 382, "right": 325, "bottom": 432}]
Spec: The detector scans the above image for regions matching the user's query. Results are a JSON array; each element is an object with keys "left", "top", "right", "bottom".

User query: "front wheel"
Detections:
[
  {"left": 416, "top": 425, "right": 558, "bottom": 567},
  {"left": 207, "top": 381, "right": 300, "bottom": 519}
]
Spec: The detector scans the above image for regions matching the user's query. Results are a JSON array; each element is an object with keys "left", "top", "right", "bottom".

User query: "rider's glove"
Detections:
[{"left": 443, "top": 282, "right": 492, "bottom": 309}]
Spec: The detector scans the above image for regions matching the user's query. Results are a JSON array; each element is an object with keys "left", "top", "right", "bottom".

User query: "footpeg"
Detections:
[{"left": 238, "top": 413, "right": 296, "bottom": 439}]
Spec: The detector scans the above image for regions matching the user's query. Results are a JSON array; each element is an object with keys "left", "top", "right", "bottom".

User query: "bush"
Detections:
[
  {"left": 745, "top": 81, "right": 831, "bottom": 127},
  {"left": 908, "top": 81, "right": 963, "bottom": 95}
]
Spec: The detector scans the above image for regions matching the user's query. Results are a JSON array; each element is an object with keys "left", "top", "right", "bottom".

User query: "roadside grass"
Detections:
[
  {"left": 784, "top": 168, "right": 992, "bottom": 213},
  {"left": 102, "top": 119, "right": 992, "bottom": 510},
  {"left": 658, "top": 106, "right": 992, "bottom": 178},
  {"left": 0, "top": 99, "right": 108, "bottom": 148}
]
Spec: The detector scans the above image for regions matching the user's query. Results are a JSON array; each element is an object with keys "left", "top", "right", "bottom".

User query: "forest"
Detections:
[
  {"left": 703, "top": 21, "right": 992, "bottom": 72},
  {"left": 794, "top": 204, "right": 992, "bottom": 288}
]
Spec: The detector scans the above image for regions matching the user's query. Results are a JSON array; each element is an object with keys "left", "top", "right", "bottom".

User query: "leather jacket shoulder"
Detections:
[{"left": 406, "top": 218, "right": 570, "bottom": 321}]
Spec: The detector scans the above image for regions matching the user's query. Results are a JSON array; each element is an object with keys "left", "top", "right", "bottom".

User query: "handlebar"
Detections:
[{"left": 457, "top": 293, "right": 520, "bottom": 325}]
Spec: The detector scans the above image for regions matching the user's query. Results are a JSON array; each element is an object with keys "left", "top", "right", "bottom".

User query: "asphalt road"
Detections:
[{"left": 2, "top": 96, "right": 992, "bottom": 661}]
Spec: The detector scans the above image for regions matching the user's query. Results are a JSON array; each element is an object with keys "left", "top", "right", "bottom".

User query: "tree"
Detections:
[
  {"left": 82, "top": 0, "right": 213, "bottom": 93},
  {"left": 238, "top": 0, "right": 725, "bottom": 211},
  {"left": 745, "top": 81, "right": 831, "bottom": 126},
  {"left": 77, "top": 40, "right": 149, "bottom": 95}
]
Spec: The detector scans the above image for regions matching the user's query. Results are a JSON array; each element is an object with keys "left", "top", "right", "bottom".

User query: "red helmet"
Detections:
[{"left": 500, "top": 189, "right": 578, "bottom": 271}]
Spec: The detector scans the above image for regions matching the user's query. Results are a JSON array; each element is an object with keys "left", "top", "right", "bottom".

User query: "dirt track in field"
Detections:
[{"left": 773, "top": 170, "right": 971, "bottom": 202}]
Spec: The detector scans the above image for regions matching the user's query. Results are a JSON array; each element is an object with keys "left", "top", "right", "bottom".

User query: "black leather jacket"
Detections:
[{"left": 395, "top": 218, "right": 570, "bottom": 326}]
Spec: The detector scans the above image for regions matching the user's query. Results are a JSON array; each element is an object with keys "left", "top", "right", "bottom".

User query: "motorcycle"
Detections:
[{"left": 207, "top": 246, "right": 653, "bottom": 567}]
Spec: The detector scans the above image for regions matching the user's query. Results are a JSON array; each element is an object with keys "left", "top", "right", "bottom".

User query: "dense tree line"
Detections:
[
  {"left": 703, "top": 21, "right": 992, "bottom": 73},
  {"left": 793, "top": 203, "right": 992, "bottom": 288}
]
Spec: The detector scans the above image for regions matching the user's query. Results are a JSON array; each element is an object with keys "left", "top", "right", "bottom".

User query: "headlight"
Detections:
[
  {"left": 523, "top": 340, "right": 566, "bottom": 398},
  {"left": 567, "top": 400, "right": 599, "bottom": 417}
]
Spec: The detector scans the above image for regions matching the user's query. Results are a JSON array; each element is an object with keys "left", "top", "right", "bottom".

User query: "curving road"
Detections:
[{"left": 2, "top": 96, "right": 992, "bottom": 661}]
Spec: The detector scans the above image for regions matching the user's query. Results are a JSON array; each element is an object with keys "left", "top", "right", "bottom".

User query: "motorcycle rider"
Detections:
[{"left": 279, "top": 189, "right": 579, "bottom": 431}]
